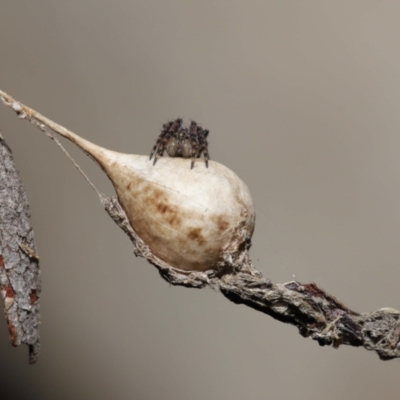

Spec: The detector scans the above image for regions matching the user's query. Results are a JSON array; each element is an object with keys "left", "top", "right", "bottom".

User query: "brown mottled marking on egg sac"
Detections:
[
  {"left": 211, "top": 214, "right": 230, "bottom": 233},
  {"left": 165, "top": 213, "right": 177, "bottom": 227},
  {"left": 187, "top": 227, "right": 205, "bottom": 246},
  {"left": 146, "top": 185, "right": 184, "bottom": 229},
  {"left": 157, "top": 203, "right": 169, "bottom": 213},
  {"left": 146, "top": 186, "right": 168, "bottom": 212},
  {"left": 218, "top": 219, "right": 230, "bottom": 233}
]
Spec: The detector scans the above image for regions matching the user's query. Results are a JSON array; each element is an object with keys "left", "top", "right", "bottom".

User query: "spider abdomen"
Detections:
[{"left": 166, "top": 136, "right": 193, "bottom": 158}]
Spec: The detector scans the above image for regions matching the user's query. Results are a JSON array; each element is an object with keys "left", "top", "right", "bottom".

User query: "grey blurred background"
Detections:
[{"left": 1, "top": 1, "right": 400, "bottom": 399}]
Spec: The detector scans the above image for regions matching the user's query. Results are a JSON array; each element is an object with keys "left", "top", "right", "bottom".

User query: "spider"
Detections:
[{"left": 149, "top": 118, "right": 209, "bottom": 168}]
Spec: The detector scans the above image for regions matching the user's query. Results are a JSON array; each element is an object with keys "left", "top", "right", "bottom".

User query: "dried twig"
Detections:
[{"left": 1, "top": 88, "right": 399, "bottom": 361}]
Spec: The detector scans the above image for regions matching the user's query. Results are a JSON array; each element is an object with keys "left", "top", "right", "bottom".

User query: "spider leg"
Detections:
[
  {"left": 150, "top": 135, "right": 159, "bottom": 159},
  {"left": 153, "top": 133, "right": 171, "bottom": 164},
  {"left": 189, "top": 121, "right": 199, "bottom": 169},
  {"left": 152, "top": 118, "right": 183, "bottom": 165},
  {"left": 150, "top": 121, "right": 173, "bottom": 160},
  {"left": 197, "top": 127, "right": 210, "bottom": 167}
]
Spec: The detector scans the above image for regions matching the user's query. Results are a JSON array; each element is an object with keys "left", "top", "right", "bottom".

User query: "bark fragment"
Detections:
[{"left": 0, "top": 131, "right": 41, "bottom": 364}]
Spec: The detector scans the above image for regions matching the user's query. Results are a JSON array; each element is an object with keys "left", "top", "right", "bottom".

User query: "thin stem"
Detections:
[{"left": 0, "top": 89, "right": 102, "bottom": 197}]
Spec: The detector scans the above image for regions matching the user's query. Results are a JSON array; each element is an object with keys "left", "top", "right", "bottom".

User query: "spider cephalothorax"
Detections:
[{"left": 149, "top": 118, "right": 209, "bottom": 168}]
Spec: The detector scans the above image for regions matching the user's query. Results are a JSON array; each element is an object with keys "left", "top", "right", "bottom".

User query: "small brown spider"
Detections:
[{"left": 149, "top": 118, "right": 209, "bottom": 168}]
